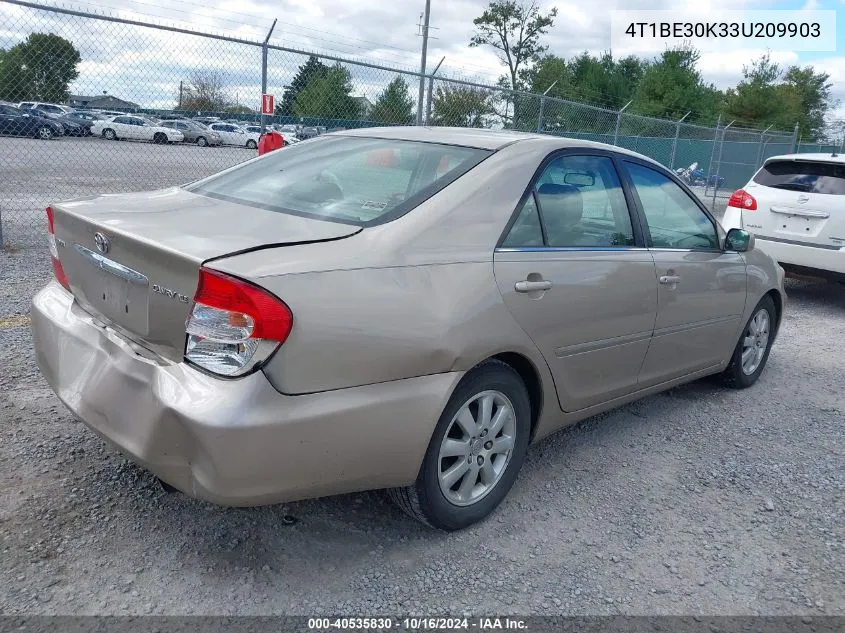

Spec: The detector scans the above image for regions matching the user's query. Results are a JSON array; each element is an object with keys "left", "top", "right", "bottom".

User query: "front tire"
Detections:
[
  {"left": 153, "top": 132, "right": 167, "bottom": 144},
  {"left": 103, "top": 128, "right": 117, "bottom": 140},
  {"left": 389, "top": 360, "right": 531, "bottom": 530},
  {"left": 720, "top": 295, "right": 776, "bottom": 389},
  {"left": 36, "top": 126, "right": 53, "bottom": 140},
  {"left": 196, "top": 136, "right": 208, "bottom": 147},
  {"left": 246, "top": 139, "right": 257, "bottom": 149}
]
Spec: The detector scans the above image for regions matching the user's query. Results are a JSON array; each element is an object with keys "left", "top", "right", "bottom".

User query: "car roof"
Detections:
[
  {"left": 764, "top": 152, "right": 845, "bottom": 165},
  {"left": 330, "top": 126, "right": 662, "bottom": 161}
]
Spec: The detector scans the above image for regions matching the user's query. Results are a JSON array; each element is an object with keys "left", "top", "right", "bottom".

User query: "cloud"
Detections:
[{"left": 1, "top": 0, "right": 841, "bottom": 119}]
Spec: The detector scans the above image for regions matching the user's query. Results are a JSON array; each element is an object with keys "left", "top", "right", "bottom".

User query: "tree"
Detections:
[
  {"left": 470, "top": 1, "right": 557, "bottom": 123},
  {"left": 431, "top": 85, "right": 494, "bottom": 128},
  {"left": 781, "top": 65, "right": 835, "bottom": 139},
  {"left": 0, "top": 33, "right": 80, "bottom": 103},
  {"left": 631, "top": 47, "right": 722, "bottom": 123},
  {"left": 276, "top": 55, "right": 328, "bottom": 117},
  {"left": 369, "top": 76, "right": 414, "bottom": 125},
  {"left": 293, "top": 64, "right": 360, "bottom": 120},
  {"left": 180, "top": 70, "right": 228, "bottom": 112}
]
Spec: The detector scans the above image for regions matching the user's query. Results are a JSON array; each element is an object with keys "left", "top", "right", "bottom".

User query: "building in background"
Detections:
[{"left": 68, "top": 93, "right": 141, "bottom": 110}]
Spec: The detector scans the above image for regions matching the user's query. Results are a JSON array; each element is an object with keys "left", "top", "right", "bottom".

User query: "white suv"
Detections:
[{"left": 722, "top": 153, "right": 845, "bottom": 282}]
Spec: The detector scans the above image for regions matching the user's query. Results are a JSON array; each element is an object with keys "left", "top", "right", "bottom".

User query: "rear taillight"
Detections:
[
  {"left": 727, "top": 189, "right": 757, "bottom": 211},
  {"left": 46, "top": 207, "right": 70, "bottom": 290},
  {"left": 184, "top": 267, "right": 293, "bottom": 377}
]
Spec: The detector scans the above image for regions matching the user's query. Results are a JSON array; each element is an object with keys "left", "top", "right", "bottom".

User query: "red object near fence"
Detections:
[{"left": 258, "top": 130, "right": 284, "bottom": 155}]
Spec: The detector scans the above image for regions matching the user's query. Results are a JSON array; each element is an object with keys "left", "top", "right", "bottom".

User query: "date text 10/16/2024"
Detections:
[{"left": 307, "top": 617, "right": 528, "bottom": 630}]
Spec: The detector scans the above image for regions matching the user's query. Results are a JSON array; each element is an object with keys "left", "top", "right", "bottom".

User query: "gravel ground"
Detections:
[{"left": 0, "top": 244, "right": 843, "bottom": 616}]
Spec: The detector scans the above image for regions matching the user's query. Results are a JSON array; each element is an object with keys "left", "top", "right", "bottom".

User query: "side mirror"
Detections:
[{"left": 725, "top": 228, "right": 754, "bottom": 253}]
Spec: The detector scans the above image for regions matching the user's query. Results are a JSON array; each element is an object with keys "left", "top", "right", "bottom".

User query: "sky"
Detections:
[{"left": 1, "top": 0, "right": 844, "bottom": 126}]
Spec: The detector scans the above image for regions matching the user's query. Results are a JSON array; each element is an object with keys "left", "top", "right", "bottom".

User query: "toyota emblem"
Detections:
[{"left": 94, "top": 232, "right": 110, "bottom": 254}]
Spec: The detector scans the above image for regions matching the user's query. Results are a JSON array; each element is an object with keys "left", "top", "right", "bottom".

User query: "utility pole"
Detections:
[
  {"left": 178, "top": 81, "right": 183, "bottom": 110},
  {"left": 416, "top": 0, "right": 432, "bottom": 126}
]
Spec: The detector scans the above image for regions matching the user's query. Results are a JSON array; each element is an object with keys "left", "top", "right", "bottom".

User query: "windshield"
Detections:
[
  {"left": 754, "top": 159, "right": 845, "bottom": 195},
  {"left": 186, "top": 136, "right": 490, "bottom": 226}
]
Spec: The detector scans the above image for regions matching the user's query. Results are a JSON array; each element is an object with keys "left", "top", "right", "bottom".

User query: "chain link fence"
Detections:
[{"left": 0, "top": 0, "right": 837, "bottom": 248}]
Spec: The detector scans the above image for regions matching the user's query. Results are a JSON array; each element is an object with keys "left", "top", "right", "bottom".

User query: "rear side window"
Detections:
[
  {"left": 186, "top": 136, "right": 490, "bottom": 225},
  {"left": 754, "top": 160, "right": 845, "bottom": 195}
]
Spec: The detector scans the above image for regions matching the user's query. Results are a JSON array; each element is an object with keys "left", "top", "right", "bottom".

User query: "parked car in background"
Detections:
[
  {"left": 91, "top": 115, "right": 184, "bottom": 144},
  {"left": 28, "top": 108, "right": 87, "bottom": 136},
  {"left": 33, "top": 128, "right": 785, "bottom": 530},
  {"left": 277, "top": 124, "right": 301, "bottom": 135},
  {"left": 244, "top": 125, "right": 298, "bottom": 146},
  {"left": 722, "top": 153, "right": 845, "bottom": 282},
  {"left": 299, "top": 126, "right": 320, "bottom": 139},
  {"left": 18, "top": 102, "right": 75, "bottom": 116},
  {"left": 208, "top": 122, "right": 259, "bottom": 148},
  {"left": 159, "top": 119, "right": 222, "bottom": 146},
  {"left": 92, "top": 110, "right": 124, "bottom": 118},
  {"left": 193, "top": 116, "right": 220, "bottom": 126},
  {"left": 0, "top": 104, "right": 63, "bottom": 139}
]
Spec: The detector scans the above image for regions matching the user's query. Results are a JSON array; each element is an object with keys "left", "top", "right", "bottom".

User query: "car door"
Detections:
[
  {"left": 210, "top": 124, "right": 231, "bottom": 145},
  {"left": 621, "top": 160, "right": 747, "bottom": 386},
  {"left": 494, "top": 151, "right": 658, "bottom": 413},
  {"left": 111, "top": 116, "right": 132, "bottom": 138},
  {"left": 0, "top": 106, "right": 17, "bottom": 134}
]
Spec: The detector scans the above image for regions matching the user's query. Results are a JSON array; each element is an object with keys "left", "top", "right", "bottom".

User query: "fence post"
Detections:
[
  {"left": 791, "top": 122, "right": 799, "bottom": 153},
  {"left": 260, "top": 19, "right": 277, "bottom": 135},
  {"left": 613, "top": 100, "right": 632, "bottom": 147},
  {"left": 755, "top": 124, "right": 773, "bottom": 167},
  {"left": 711, "top": 120, "right": 734, "bottom": 210},
  {"left": 669, "top": 111, "right": 691, "bottom": 169},
  {"left": 425, "top": 57, "right": 445, "bottom": 125},
  {"left": 536, "top": 80, "right": 558, "bottom": 133},
  {"left": 704, "top": 114, "right": 721, "bottom": 197}
]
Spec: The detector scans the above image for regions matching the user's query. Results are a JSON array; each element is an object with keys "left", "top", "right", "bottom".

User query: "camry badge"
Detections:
[{"left": 93, "top": 232, "right": 110, "bottom": 254}]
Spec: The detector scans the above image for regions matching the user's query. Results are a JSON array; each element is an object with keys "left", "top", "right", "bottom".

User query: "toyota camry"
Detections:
[{"left": 31, "top": 127, "right": 785, "bottom": 530}]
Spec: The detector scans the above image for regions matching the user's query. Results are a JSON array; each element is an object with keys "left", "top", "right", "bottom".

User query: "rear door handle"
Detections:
[
  {"left": 515, "top": 280, "right": 553, "bottom": 293},
  {"left": 659, "top": 275, "right": 681, "bottom": 285}
]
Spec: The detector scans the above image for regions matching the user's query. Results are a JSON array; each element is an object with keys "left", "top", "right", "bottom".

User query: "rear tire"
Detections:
[
  {"left": 196, "top": 136, "right": 208, "bottom": 147},
  {"left": 720, "top": 295, "right": 776, "bottom": 389},
  {"left": 246, "top": 139, "right": 257, "bottom": 149},
  {"left": 36, "top": 126, "right": 53, "bottom": 140},
  {"left": 103, "top": 128, "right": 117, "bottom": 141},
  {"left": 388, "top": 360, "right": 531, "bottom": 530}
]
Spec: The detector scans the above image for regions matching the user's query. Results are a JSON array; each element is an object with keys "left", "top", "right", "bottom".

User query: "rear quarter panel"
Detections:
[{"left": 255, "top": 262, "right": 550, "bottom": 395}]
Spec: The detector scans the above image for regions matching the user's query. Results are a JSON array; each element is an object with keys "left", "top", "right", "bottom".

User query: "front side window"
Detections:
[
  {"left": 113, "top": 116, "right": 130, "bottom": 124},
  {"left": 753, "top": 159, "right": 845, "bottom": 195},
  {"left": 625, "top": 162, "right": 718, "bottom": 250},
  {"left": 186, "top": 136, "right": 489, "bottom": 225},
  {"left": 501, "top": 154, "right": 635, "bottom": 248}
]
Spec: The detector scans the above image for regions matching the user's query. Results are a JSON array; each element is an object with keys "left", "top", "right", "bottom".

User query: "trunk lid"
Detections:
[
  {"left": 51, "top": 187, "right": 360, "bottom": 362},
  {"left": 744, "top": 157, "right": 845, "bottom": 248}
]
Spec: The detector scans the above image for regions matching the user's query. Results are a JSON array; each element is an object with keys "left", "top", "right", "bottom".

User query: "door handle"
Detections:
[
  {"left": 515, "top": 280, "right": 553, "bottom": 293},
  {"left": 659, "top": 275, "right": 681, "bottom": 285}
]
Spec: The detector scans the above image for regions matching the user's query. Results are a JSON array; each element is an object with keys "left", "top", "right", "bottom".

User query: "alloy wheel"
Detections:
[
  {"left": 741, "top": 308, "right": 770, "bottom": 375},
  {"left": 437, "top": 390, "right": 516, "bottom": 506}
]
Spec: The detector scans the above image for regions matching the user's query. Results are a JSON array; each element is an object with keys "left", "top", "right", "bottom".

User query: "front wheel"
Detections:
[
  {"left": 36, "top": 126, "right": 54, "bottom": 140},
  {"left": 196, "top": 136, "right": 208, "bottom": 147},
  {"left": 103, "top": 128, "right": 117, "bottom": 140},
  {"left": 153, "top": 132, "right": 167, "bottom": 144},
  {"left": 246, "top": 139, "right": 257, "bottom": 149},
  {"left": 720, "top": 295, "right": 776, "bottom": 388},
  {"left": 389, "top": 360, "right": 531, "bottom": 530}
]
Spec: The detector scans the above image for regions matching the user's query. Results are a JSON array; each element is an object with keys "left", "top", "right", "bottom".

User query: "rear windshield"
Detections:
[
  {"left": 185, "top": 136, "right": 490, "bottom": 225},
  {"left": 754, "top": 159, "right": 845, "bottom": 195}
]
